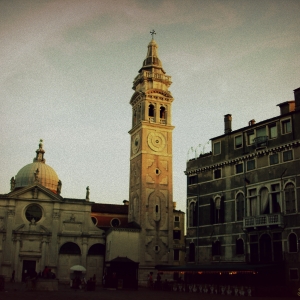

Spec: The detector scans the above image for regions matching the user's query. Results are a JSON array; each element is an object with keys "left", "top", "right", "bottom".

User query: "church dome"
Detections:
[{"left": 14, "top": 140, "right": 60, "bottom": 194}]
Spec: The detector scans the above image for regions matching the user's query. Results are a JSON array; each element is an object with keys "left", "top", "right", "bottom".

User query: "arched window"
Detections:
[
  {"left": 59, "top": 242, "right": 81, "bottom": 254},
  {"left": 160, "top": 106, "right": 166, "bottom": 119},
  {"left": 189, "top": 242, "right": 195, "bottom": 262},
  {"left": 285, "top": 183, "right": 296, "bottom": 214},
  {"left": 189, "top": 201, "right": 198, "bottom": 227},
  {"left": 236, "top": 193, "right": 244, "bottom": 221},
  {"left": 288, "top": 233, "right": 298, "bottom": 253},
  {"left": 88, "top": 243, "right": 105, "bottom": 255},
  {"left": 211, "top": 197, "right": 224, "bottom": 224},
  {"left": 149, "top": 104, "right": 154, "bottom": 117},
  {"left": 260, "top": 187, "right": 270, "bottom": 214},
  {"left": 236, "top": 238, "right": 244, "bottom": 255}
]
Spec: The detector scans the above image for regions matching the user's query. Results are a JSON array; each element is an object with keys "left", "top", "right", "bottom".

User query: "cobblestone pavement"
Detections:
[{"left": 0, "top": 282, "right": 295, "bottom": 300}]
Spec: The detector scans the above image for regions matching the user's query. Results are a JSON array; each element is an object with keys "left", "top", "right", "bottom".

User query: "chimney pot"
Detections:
[{"left": 224, "top": 114, "right": 232, "bottom": 134}]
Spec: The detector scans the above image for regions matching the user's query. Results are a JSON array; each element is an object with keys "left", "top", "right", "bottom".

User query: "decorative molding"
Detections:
[{"left": 186, "top": 140, "right": 300, "bottom": 175}]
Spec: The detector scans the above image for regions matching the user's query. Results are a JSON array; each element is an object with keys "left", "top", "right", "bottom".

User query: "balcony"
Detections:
[
  {"left": 243, "top": 213, "right": 284, "bottom": 229},
  {"left": 253, "top": 136, "right": 268, "bottom": 149}
]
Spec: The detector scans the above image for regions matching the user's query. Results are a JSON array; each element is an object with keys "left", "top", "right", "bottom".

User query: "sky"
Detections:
[{"left": 0, "top": 0, "right": 299, "bottom": 213}]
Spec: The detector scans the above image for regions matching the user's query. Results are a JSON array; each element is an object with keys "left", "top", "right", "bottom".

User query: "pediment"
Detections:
[{"left": 8, "top": 184, "right": 62, "bottom": 202}]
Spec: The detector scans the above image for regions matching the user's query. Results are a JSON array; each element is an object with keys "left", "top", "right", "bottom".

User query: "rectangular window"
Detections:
[
  {"left": 256, "top": 126, "right": 266, "bottom": 137},
  {"left": 247, "top": 131, "right": 255, "bottom": 145},
  {"left": 283, "top": 150, "right": 293, "bottom": 162},
  {"left": 214, "top": 169, "right": 221, "bottom": 179},
  {"left": 213, "top": 141, "right": 221, "bottom": 155},
  {"left": 236, "top": 163, "right": 243, "bottom": 174},
  {"left": 268, "top": 123, "right": 277, "bottom": 139},
  {"left": 174, "top": 216, "right": 180, "bottom": 228},
  {"left": 289, "top": 269, "right": 299, "bottom": 281},
  {"left": 188, "top": 175, "right": 197, "bottom": 185},
  {"left": 282, "top": 119, "right": 292, "bottom": 134},
  {"left": 174, "top": 249, "right": 180, "bottom": 261},
  {"left": 247, "top": 160, "right": 255, "bottom": 171},
  {"left": 270, "top": 153, "right": 279, "bottom": 165},
  {"left": 173, "top": 230, "right": 181, "bottom": 240},
  {"left": 235, "top": 135, "right": 242, "bottom": 149}
]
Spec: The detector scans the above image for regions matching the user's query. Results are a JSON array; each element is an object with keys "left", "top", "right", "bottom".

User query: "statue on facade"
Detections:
[
  {"left": 57, "top": 180, "right": 62, "bottom": 194},
  {"left": 10, "top": 177, "right": 16, "bottom": 191},
  {"left": 86, "top": 186, "right": 90, "bottom": 200},
  {"left": 34, "top": 168, "right": 39, "bottom": 182}
]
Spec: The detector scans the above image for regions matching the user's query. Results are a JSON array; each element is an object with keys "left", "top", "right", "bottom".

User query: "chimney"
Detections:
[
  {"left": 277, "top": 101, "right": 295, "bottom": 115},
  {"left": 249, "top": 119, "right": 256, "bottom": 126},
  {"left": 123, "top": 200, "right": 129, "bottom": 205},
  {"left": 173, "top": 202, "right": 177, "bottom": 210},
  {"left": 224, "top": 114, "right": 232, "bottom": 134},
  {"left": 294, "top": 87, "right": 300, "bottom": 111}
]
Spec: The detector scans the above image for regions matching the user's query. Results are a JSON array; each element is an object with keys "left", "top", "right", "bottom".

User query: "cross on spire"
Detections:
[{"left": 150, "top": 29, "right": 156, "bottom": 39}]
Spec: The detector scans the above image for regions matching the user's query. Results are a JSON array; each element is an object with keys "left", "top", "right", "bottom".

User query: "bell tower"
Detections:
[{"left": 129, "top": 32, "right": 174, "bottom": 268}]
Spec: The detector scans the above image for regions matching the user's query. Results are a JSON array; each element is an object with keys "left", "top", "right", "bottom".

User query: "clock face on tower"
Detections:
[
  {"left": 147, "top": 132, "right": 166, "bottom": 152},
  {"left": 132, "top": 133, "right": 140, "bottom": 154}
]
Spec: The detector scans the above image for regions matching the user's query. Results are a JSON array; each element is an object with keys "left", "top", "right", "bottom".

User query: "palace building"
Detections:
[{"left": 184, "top": 87, "right": 300, "bottom": 296}]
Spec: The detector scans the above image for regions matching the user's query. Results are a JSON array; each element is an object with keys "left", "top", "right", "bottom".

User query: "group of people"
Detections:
[{"left": 71, "top": 274, "right": 96, "bottom": 291}]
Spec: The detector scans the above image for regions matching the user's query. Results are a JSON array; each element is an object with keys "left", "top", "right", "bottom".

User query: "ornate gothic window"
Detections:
[
  {"left": 260, "top": 187, "right": 270, "bottom": 214},
  {"left": 210, "top": 196, "right": 224, "bottom": 224}
]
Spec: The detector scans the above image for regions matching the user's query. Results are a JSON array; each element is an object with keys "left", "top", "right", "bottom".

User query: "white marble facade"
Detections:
[{"left": 0, "top": 142, "right": 105, "bottom": 283}]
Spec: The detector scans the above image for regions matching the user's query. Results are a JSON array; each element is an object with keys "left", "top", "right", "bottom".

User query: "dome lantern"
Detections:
[{"left": 13, "top": 140, "right": 61, "bottom": 194}]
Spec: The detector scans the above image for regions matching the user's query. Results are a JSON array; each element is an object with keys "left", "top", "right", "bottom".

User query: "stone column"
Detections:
[
  {"left": 41, "top": 235, "right": 47, "bottom": 269},
  {"left": 81, "top": 237, "right": 88, "bottom": 267},
  {"left": 2, "top": 208, "right": 15, "bottom": 278},
  {"left": 49, "top": 210, "right": 60, "bottom": 266},
  {"left": 13, "top": 234, "right": 21, "bottom": 281}
]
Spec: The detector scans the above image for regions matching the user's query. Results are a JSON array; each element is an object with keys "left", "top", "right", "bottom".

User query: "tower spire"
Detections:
[{"left": 139, "top": 31, "right": 164, "bottom": 73}]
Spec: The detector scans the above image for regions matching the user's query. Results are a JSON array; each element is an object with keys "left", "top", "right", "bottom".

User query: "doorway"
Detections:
[{"left": 22, "top": 260, "right": 36, "bottom": 282}]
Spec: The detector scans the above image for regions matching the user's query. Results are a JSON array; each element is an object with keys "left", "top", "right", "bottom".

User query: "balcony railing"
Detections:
[
  {"left": 253, "top": 136, "right": 268, "bottom": 148},
  {"left": 243, "top": 213, "right": 284, "bottom": 229}
]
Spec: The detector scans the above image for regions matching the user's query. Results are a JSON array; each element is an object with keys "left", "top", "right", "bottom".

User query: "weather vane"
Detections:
[{"left": 150, "top": 29, "right": 156, "bottom": 39}]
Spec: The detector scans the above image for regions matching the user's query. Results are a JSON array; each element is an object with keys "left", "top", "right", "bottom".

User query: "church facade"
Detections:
[{"left": 0, "top": 141, "right": 105, "bottom": 283}]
